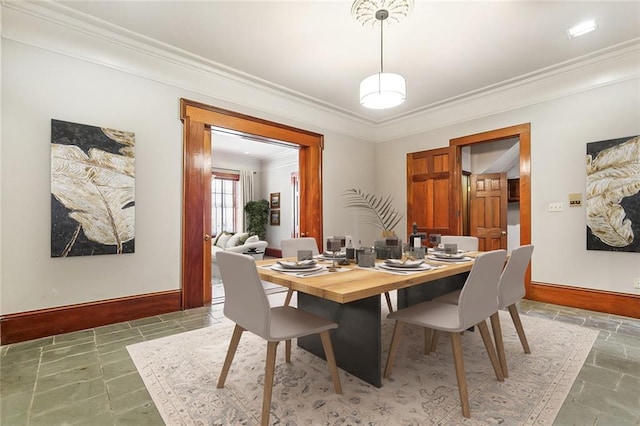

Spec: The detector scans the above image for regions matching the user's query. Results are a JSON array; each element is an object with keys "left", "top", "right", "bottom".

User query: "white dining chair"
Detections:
[
  {"left": 216, "top": 251, "right": 342, "bottom": 426},
  {"left": 280, "top": 237, "right": 320, "bottom": 306},
  {"left": 440, "top": 235, "right": 479, "bottom": 252},
  {"left": 432, "top": 245, "right": 534, "bottom": 377},
  {"left": 383, "top": 250, "right": 507, "bottom": 418}
]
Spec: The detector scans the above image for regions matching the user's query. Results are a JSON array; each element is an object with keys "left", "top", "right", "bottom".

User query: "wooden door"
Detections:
[
  {"left": 470, "top": 173, "right": 508, "bottom": 251},
  {"left": 407, "top": 146, "right": 461, "bottom": 240}
]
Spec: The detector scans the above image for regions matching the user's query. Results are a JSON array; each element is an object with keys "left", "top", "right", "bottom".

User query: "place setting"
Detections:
[
  {"left": 374, "top": 258, "right": 437, "bottom": 275},
  {"left": 426, "top": 243, "right": 474, "bottom": 263}
]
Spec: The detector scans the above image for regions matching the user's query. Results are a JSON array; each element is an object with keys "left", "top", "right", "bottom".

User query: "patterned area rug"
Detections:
[{"left": 127, "top": 309, "right": 598, "bottom": 425}]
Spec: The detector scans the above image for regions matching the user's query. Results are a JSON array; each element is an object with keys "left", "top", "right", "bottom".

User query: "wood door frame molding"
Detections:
[
  {"left": 180, "top": 99, "right": 323, "bottom": 309},
  {"left": 450, "top": 123, "right": 532, "bottom": 289}
]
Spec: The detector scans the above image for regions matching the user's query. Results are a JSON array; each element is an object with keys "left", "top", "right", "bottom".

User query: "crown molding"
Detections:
[
  {"left": 2, "top": 1, "right": 376, "bottom": 140},
  {"left": 3, "top": 1, "right": 638, "bottom": 144},
  {"left": 373, "top": 39, "right": 640, "bottom": 142}
]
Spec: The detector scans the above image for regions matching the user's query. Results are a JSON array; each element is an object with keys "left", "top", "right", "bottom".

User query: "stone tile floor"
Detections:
[{"left": 1, "top": 295, "right": 639, "bottom": 425}]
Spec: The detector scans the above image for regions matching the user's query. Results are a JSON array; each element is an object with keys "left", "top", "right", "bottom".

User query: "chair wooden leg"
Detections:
[
  {"left": 384, "top": 291, "right": 393, "bottom": 313},
  {"left": 450, "top": 332, "right": 470, "bottom": 418},
  {"left": 477, "top": 320, "right": 505, "bottom": 382},
  {"left": 430, "top": 329, "right": 440, "bottom": 353},
  {"left": 262, "top": 341, "right": 279, "bottom": 426},
  {"left": 285, "top": 339, "right": 292, "bottom": 363},
  {"left": 490, "top": 312, "right": 508, "bottom": 378},
  {"left": 508, "top": 304, "right": 531, "bottom": 354},
  {"left": 217, "top": 324, "right": 244, "bottom": 389},
  {"left": 319, "top": 330, "right": 342, "bottom": 394},
  {"left": 284, "top": 288, "right": 294, "bottom": 307},
  {"left": 424, "top": 328, "right": 434, "bottom": 354},
  {"left": 383, "top": 321, "right": 405, "bottom": 379}
]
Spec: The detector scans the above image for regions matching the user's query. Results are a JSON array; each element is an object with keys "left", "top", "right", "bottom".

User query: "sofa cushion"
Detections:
[
  {"left": 226, "top": 232, "right": 249, "bottom": 248},
  {"left": 245, "top": 235, "right": 259, "bottom": 244},
  {"left": 216, "top": 233, "right": 231, "bottom": 248}
]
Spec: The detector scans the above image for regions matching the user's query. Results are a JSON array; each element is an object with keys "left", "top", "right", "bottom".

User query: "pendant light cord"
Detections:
[{"left": 380, "top": 19, "right": 384, "bottom": 73}]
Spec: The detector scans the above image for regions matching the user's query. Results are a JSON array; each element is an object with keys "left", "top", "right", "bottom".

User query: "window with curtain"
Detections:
[{"left": 212, "top": 172, "right": 239, "bottom": 236}]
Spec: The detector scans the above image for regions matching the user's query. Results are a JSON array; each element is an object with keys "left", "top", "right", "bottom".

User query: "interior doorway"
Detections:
[{"left": 180, "top": 99, "right": 324, "bottom": 309}]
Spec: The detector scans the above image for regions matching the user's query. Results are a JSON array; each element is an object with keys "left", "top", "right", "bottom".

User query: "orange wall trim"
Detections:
[
  {"left": 0, "top": 290, "right": 182, "bottom": 345},
  {"left": 528, "top": 281, "right": 640, "bottom": 319}
]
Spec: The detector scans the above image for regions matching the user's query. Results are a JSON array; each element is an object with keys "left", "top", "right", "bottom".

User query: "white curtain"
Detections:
[{"left": 240, "top": 170, "right": 255, "bottom": 232}]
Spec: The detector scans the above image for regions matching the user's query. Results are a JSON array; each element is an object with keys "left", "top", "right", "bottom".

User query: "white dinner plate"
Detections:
[
  {"left": 383, "top": 259, "right": 425, "bottom": 268},
  {"left": 271, "top": 264, "right": 323, "bottom": 273},
  {"left": 433, "top": 252, "right": 466, "bottom": 260},
  {"left": 378, "top": 263, "right": 432, "bottom": 272},
  {"left": 427, "top": 255, "right": 473, "bottom": 262},
  {"left": 276, "top": 260, "right": 317, "bottom": 269}
]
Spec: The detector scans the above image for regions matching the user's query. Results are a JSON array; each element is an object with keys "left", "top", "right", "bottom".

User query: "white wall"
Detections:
[
  {"left": 2, "top": 3, "right": 638, "bottom": 318},
  {"left": 0, "top": 7, "right": 374, "bottom": 314},
  {"left": 260, "top": 151, "right": 297, "bottom": 248},
  {"left": 376, "top": 79, "right": 640, "bottom": 295}
]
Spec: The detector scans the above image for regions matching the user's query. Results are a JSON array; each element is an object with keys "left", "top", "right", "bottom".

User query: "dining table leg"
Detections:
[{"left": 297, "top": 293, "right": 382, "bottom": 388}]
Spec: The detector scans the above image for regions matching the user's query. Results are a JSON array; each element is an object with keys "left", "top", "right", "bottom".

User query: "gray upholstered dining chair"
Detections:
[
  {"left": 216, "top": 251, "right": 342, "bottom": 426},
  {"left": 432, "top": 245, "right": 534, "bottom": 377},
  {"left": 440, "top": 235, "right": 479, "bottom": 252},
  {"left": 383, "top": 250, "right": 507, "bottom": 418},
  {"left": 280, "top": 237, "right": 320, "bottom": 306}
]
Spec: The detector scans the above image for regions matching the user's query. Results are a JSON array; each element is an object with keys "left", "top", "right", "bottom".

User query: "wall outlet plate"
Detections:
[
  {"left": 635, "top": 278, "right": 640, "bottom": 289},
  {"left": 569, "top": 193, "right": 582, "bottom": 207}
]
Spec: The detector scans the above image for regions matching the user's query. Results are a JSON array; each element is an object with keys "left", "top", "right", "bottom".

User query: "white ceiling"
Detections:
[{"left": 53, "top": 0, "right": 640, "bottom": 126}]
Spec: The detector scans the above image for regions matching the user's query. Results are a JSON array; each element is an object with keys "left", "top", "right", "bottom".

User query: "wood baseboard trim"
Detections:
[
  {"left": 1, "top": 290, "right": 182, "bottom": 345},
  {"left": 266, "top": 247, "right": 282, "bottom": 258},
  {"left": 527, "top": 281, "right": 640, "bottom": 319}
]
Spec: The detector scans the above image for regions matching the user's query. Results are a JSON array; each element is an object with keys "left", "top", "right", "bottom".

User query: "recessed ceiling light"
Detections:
[
  {"left": 567, "top": 19, "right": 597, "bottom": 39},
  {"left": 244, "top": 151, "right": 251, "bottom": 155}
]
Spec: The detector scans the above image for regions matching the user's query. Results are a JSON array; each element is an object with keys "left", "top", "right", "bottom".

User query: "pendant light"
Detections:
[{"left": 352, "top": 0, "right": 413, "bottom": 109}]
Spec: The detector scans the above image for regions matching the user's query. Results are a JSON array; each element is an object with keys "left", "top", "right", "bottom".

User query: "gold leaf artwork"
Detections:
[
  {"left": 51, "top": 128, "right": 135, "bottom": 255},
  {"left": 586, "top": 136, "right": 640, "bottom": 247}
]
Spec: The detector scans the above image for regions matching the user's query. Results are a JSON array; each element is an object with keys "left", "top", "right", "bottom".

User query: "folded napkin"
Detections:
[
  {"left": 277, "top": 260, "right": 317, "bottom": 268},
  {"left": 322, "top": 251, "right": 346, "bottom": 257},
  {"left": 384, "top": 259, "right": 424, "bottom": 267}
]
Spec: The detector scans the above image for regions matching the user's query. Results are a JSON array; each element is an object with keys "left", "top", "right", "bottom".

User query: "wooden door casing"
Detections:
[
  {"left": 470, "top": 173, "right": 507, "bottom": 251},
  {"left": 180, "top": 99, "right": 323, "bottom": 308},
  {"left": 406, "top": 146, "right": 461, "bottom": 240}
]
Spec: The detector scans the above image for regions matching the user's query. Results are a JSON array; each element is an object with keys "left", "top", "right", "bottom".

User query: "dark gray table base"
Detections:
[
  {"left": 297, "top": 293, "right": 382, "bottom": 387},
  {"left": 297, "top": 272, "right": 468, "bottom": 388}
]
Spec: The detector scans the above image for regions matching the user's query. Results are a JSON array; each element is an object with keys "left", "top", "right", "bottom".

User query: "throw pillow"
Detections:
[
  {"left": 226, "top": 232, "right": 248, "bottom": 248},
  {"left": 246, "top": 235, "right": 259, "bottom": 244},
  {"left": 216, "top": 233, "right": 231, "bottom": 248},
  {"left": 238, "top": 233, "right": 250, "bottom": 245}
]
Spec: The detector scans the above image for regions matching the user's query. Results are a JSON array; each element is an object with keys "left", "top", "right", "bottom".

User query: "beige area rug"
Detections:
[{"left": 127, "top": 309, "right": 598, "bottom": 425}]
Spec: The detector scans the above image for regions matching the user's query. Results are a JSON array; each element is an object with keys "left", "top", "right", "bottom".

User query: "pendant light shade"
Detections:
[{"left": 360, "top": 72, "right": 406, "bottom": 109}]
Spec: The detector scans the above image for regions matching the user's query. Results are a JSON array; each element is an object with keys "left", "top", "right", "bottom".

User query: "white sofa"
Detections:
[{"left": 211, "top": 232, "right": 268, "bottom": 262}]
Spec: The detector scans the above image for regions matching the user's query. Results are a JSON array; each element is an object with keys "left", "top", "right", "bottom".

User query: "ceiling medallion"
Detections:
[{"left": 351, "top": 0, "right": 414, "bottom": 27}]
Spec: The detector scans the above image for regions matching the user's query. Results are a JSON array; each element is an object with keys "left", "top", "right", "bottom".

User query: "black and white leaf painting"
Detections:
[
  {"left": 51, "top": 119, "right": 135, "bottom": 257},
  {"left": 586, "top": 135, "right": 640, "bottom": 252}
]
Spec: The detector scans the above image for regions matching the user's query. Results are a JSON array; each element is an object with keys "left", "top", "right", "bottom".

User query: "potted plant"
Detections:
[{"left": 244, "top": 199, "right": 270, "bottom": 240}]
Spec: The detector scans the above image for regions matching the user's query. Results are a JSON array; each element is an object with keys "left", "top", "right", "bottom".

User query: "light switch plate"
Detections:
[{"left": 548, "top": 202, "right": 564, "bottom": 212}]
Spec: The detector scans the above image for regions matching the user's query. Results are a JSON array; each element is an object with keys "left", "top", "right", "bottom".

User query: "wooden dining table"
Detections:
[{"left": 257, "top": 254, "right": 477, "bottom": 387}]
